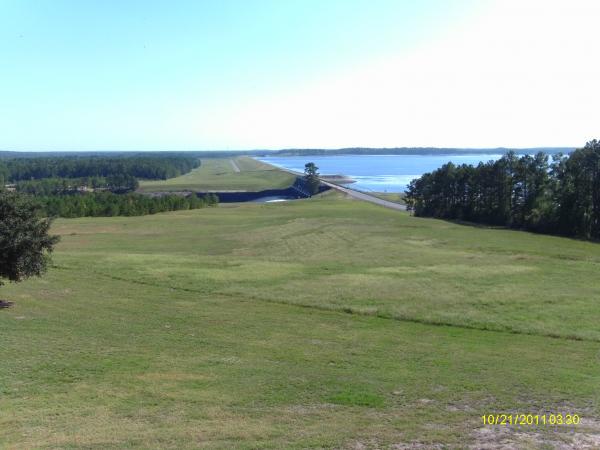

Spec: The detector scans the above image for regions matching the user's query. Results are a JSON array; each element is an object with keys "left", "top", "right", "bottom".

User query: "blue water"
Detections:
[{"left": 258, "top": 154, "right": 504, "bottom": 193}]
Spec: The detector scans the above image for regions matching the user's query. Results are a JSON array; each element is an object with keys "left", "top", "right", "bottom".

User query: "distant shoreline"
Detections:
[{"left": 254, "top": 147, "right": 574, "bottom": 157}]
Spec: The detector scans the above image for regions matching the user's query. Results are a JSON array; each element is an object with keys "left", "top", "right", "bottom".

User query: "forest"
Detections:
[
  {"left": 0, "top": 155, "right": 216, "bottom": 218},
  {"left": 38, "top": 192, "right": 218, "bottom": 218},
  {"left": 0, "top": 155, "right": 200, "bottom": 183},
  {"left": 15, "top": 174, "right": 139, "bottom": 195},
  {"left": 405, "top": 140, "right": 600, "bottom": 240}
]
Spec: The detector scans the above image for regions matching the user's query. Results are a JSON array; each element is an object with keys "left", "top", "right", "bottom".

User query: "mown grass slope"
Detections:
[
  {"left": 1, "top": 193, "right": 599, "bottom": 448},
  {"left": 137, "top": 157, "right": 296, "bottom": 192},
  {"left": 371, "top": 192, "right": 405, "bottom": 205},
  {"left": 53, "top": 191, "right": 600, "bottom": 341}
]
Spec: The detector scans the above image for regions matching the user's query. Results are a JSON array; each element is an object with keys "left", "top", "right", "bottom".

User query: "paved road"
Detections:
[
  {"left": 319, "top": 179, "right": 407, "bottom": 211},
  {"left": 229, "top": 159, "right": 241, "bottom": 173},
  {"left": 263, "top": 162, "right": 407, "bottom": 211}
]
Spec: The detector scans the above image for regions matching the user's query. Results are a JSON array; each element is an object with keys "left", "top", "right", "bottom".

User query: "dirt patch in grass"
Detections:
[{"left": 470, "top": 417, "right": 600, "bottom": 449}]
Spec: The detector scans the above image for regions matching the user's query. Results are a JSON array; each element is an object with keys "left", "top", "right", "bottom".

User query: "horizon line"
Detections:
[{"left": 0, "top": 145, "right": 578, "bottom": 153}]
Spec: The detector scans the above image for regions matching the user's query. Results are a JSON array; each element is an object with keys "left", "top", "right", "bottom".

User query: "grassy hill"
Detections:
[
  {"left": 370, "top": 192, "right": 405, "bottom": 205},
  {"left": 1, "top": 193, "right": 599, "bottom": 448},
  {"left": 137, "top": 157, "right": 296, "bottom": 193}
]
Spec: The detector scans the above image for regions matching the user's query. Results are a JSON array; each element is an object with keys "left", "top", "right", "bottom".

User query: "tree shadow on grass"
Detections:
[{"left": 440, "top": 217, "right": 600, "bottom": 244}]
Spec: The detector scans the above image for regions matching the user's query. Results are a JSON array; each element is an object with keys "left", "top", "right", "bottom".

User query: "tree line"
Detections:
[
  {"left": 37, "top": 192, "right": 218, "bottom": 218},
  {"left": 0, "top": 155, "right": 212, "bottom": 218},
  {"left": 405, "top": 140, "right": 600, "bottom": 240},
  {"left": 0, "top": 155, "right": 200, "bottom": 183},
  {"left": 15, "top": 174, "right": 139, "bottom": 195}
]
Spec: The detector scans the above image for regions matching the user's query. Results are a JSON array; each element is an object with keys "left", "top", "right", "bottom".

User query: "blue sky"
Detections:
[{"left": 1, "top": 0, "right": 598, "bottom": 150}]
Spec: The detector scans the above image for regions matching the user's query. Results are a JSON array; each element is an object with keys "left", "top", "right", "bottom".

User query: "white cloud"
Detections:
[{"left": 194, "top": 0, "right": 599, "bottom": 149}]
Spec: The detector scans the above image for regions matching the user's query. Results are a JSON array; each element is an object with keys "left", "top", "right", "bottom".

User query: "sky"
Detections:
[{"left": 1, "top": 0, "right": 598, "bottom": 151}]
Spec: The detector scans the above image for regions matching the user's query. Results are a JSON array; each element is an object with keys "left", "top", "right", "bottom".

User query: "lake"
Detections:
[{"left": 258, "top": 154, "right": 505, "bottom": 193}]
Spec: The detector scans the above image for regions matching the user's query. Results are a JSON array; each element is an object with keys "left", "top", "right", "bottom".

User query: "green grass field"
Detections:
[
  {"left": 2, "top": 192, "right": 600, "bottom": 448},
  {"left": 137, "top": 157, "right": 296, "bottom": 193},
  {"left": 371, "top": 192, "right": 405, "bottom": 205}
]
